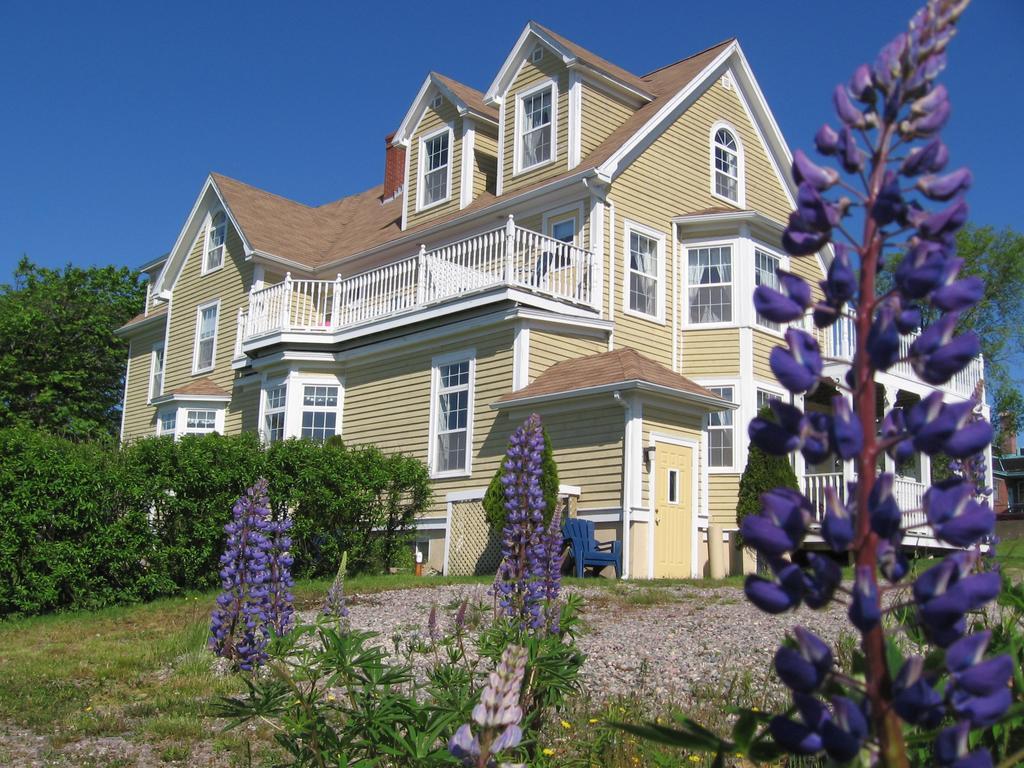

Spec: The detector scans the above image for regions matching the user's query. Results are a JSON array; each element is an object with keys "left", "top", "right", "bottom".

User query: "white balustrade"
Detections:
[
  {"left": 242, "top": 219, "right": 597, "bottom": 344},
  {"left": 803, "top": 312, "right": 983, "bottom": 400},
  {"left": 803, "top": 471, "right": 930, "bottom": 532}
]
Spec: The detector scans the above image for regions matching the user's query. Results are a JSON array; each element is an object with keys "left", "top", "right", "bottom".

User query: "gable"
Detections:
[
  {"left": 405, "top": 94, "right": 464, "bottom": 227},
  {"left": 499, "top": 47, "right": 571, "bottom": 195}
]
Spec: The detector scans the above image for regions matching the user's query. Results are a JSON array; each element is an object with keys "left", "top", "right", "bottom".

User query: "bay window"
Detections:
[{"left": 687, "top": 245, "right": 732, "bottom": 324}]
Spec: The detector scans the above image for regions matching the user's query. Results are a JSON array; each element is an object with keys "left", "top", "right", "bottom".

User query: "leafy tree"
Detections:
[
  {"left": 735, "top": 406, "right": 800, "bottom": 547},
  {"left": 0, "top": 257, "right": 145, "bottom": 439},
  {"left": 948, "top": 225, "right": 1024, "bottom": 445},
  {"left": 484, "top": 426, "right": 559, "bottom": 531}
]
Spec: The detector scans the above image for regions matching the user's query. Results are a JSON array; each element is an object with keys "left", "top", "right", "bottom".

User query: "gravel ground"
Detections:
[{"left": 299, "top": 581, "right": 858, "bottom": 703}]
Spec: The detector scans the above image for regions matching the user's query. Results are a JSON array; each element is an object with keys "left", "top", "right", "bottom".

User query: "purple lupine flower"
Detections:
[
  {"left": 774, "top": 626, "right": 833, "bottom": 694},
  {"left": 322, "top": 550, "right": 351, "bottom": 621},
  {"left": 935, "top": 720, "right": 994, "bottom": 768},
  {"left": 770, "top": 329, "right": 823, "bottom": 394},
  {"left": 492, "top": 414, "right": 560, "bottom": 633},
  {"left": 717, "top": 2, "right": 1008, "bottom": 763},
  {"left": 209, "top": 479, "right": 293, "bottom": 670},
  {"left": 753, "top": 270, "right": 812, "bottom": 323},
  {"left": 449, "top": 644, "right": 528, "bottom": 767},
  {"left": 892, "top": 655, "right": 945, "bottom": 727}
]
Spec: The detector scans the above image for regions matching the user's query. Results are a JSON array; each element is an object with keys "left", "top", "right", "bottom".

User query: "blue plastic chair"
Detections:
[{"left": 562, "top": 518, "right": 622, "bottom": 578}]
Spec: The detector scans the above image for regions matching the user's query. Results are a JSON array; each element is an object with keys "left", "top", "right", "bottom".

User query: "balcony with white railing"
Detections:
[
  {"left": 238, "top": 216, "right": 597, "bottom": 349},
  {"left": 803, "top": 472, "right": 930, "bottom": 534},
  {"left": 803, "top": 313, "right": 984, "bottom": 401}
]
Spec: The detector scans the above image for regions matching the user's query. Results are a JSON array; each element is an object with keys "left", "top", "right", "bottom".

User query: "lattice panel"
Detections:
[{"left": 447, "top": 500, "right": 503, "bottom": 576}]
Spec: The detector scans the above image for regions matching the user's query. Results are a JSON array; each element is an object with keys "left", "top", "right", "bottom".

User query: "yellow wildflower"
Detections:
[
  {"left": 588, "top": 717, "right": 599, "bottom": 724},
  {"left": 542, "top": 748, "right": 556, "bottom": 756},
  {"left": 84, "top": 706, "right": 92, "bottom": 712},
  {"left": 560, "top": 719, "right": 572, "bottom": 729},
  {"left": 688, "top": 756, "right": 700, "bottom": 764},
  {"left": 327, "top": 693, "right": 337, "bottom": 702}
]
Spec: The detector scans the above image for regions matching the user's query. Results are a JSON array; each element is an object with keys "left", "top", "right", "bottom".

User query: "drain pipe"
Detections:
[{"left": 613, "top": 390, "right": 631, "bottom": 579}]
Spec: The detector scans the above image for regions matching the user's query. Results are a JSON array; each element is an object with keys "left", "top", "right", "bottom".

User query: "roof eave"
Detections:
[
  {"left": 114, "top": 311, "right": 167, "bottom": 336},
  {"left": 491, "top": 379, "right": 735, "bottom": 411},
  {"left": 150, "top": 392, "right": 232, "bottom": 405}
]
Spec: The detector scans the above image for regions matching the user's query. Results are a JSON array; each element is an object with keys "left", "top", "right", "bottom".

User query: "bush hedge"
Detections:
[{"left": 0, "top": 427, "right": 431, "bottom": 616}]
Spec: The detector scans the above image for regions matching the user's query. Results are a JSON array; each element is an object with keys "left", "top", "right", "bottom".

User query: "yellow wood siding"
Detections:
[
  {"left": 680, "top": 329, "right": 740, "bottom": 377},
  {"left": 163, "top": 223, "right": 253, "bottom": 397},
  {"left": 615, "top": 77, "right": 792, "bottom": 225},
  {"left": 752, "top": 328, "right": 777, "bottom": 381},
  {"left": 528, "top": 329, "right": 606, "bottom": 380},
  {"left": 501, "top": 52, "right": 570, "bottom": 194},
  {"left": 640, "top": 404, "right": 704, "bottom": 509},
  {"left": 120, "top": 320, "right": 167, "bottom": 441},
  {"left": 343, "top": 328, "right": 515, "bottom": 515},
  {"left": 473, "top": 129, "right": 498, "bottom": 199},
  {"left": 405, "top": 98, "right": 463, "bottom": 229},
  {"left": 534, "top": 402, "right": 624, "bottom": 510},
  {"left": 607, "top": 76, "right": 798, "bottom": 369},
  {"left": 709, "top": 474, "right": 740, "bottom": 526},
  {"left": 228, "top": 381, "right": 260, "bottom": 434},
  {"left": 580, "top": 82, "right": 634, "bottom": 159}
]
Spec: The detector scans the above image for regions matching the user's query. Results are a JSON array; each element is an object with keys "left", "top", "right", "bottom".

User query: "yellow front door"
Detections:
[{"left": 653, "top": 441, "right": 693, "bottom": 578}]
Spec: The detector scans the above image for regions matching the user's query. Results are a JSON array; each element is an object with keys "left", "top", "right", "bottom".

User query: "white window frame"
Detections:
[
  {"left": 183, "top": 408, "right": 219, "bottom": 435},
  {"left": 148, "top": 342, "right": 165, "bottom": 402},
  {"left": 157, "top": 408, "right": 176, "bottom": 437},
  {"left": 428, "top": 349, "right": 476, "bottom": 479},
  {"left": 297, "top": 381, "right": 342, "bottom": 442},
  {"left": 514, "top": 79, "right": 558, "bottom": 175},
  {"left": 417, "top": 125, "right": 453, "bottom": 211},
  {"left": 542, "top": 201, "right": 585, "bottom": 245},
  {"left": 709, "top": 122, "right": 745, "bottom": 207},
  {"left": 753, "top": 245, "right": 789, "bottom": 334},
  {"left": 202, "top": 211, "right": 227, "bottom": 275},
  {"left": 192, "top": 299, "right": 220, "bottom": 374},
  {"left": 263, "top": 379, "right": 288, "bottom": 444},
  {"left": 700, "top": 382, "right": 738, "bottom": 473},
  {"left": 621, "top": 220, "right": 666, "bottom": 324},
  {"left": 683, "top": 238, "right": 735, "bottom": 329}
]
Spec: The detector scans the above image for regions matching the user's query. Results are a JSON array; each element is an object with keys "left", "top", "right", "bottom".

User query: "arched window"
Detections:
[
  {"left": 713, "top": 128, "right": 740, "bottom": 203},
  {"left": 204, "top": 211, "right": 226, "bottom": 272}
]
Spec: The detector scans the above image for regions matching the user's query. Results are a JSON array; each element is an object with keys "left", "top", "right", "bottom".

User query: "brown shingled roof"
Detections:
[
  {"left": 532, "top": 21, "right": 653, "bottom": 97},
  {"left": 169, "top": 378, "right": 229, "bottom": 398},
  {"left": 205, "top": 35, "right": 735, "bottom": 273},
  {"left": 116, "top": 305, "right": 167, "bottom": 333},
  {"left": 432, "top": 72, "right": 499, "bottom": 122},
  {"left": 495, "top": 347, "right": 722, "bottom": 405}
]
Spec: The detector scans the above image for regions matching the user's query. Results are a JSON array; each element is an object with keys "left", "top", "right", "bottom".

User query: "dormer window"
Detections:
[
  {"left": 517, "top": 83, "right": 554, "bottom": 172},
  {"left": 204, "top": 211, "right": 226, "bottom": 273},
  {"left": 712, "top": 127, "right": 741, "bottom": 204},
  {"left": 419, "top": 128, "right": 451, "bottom": 209}
]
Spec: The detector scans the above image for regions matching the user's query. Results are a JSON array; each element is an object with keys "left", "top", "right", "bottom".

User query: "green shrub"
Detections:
[
  {"left": 0, "top": 426, "right": 171, "bottom": 615},
  {"left": 484, "top": 426, "right": 559, "bottom": 531},
  {"left": 0, "top": 428, "right": 430, "bottom": 616},
  {"left": 735, "top": 406, "right": 800, "bottom": 547}
]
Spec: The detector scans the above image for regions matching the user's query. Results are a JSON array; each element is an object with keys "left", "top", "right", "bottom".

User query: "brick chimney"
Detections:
[
  {"left": 1002, "top": 419, "right": 1018, "bottom": 456},
  {"left": 383, "top": 133, "right": 405, "bottom": 202}
]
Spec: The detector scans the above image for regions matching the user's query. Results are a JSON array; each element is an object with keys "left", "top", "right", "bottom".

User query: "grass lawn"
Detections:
[{"left": 0, "top": 573, "right": 744, "bottom": 766}]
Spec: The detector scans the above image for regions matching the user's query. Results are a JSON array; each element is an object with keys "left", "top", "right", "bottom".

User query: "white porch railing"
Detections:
[
  {"left": 803, "top": 472, "right": 929, "bottom": 531},
  {"left": 242, "top": 217, "right": 596, "bottom": 343},
  {"left": 803, "top": 313, "right": 983, "bottom": 400}
]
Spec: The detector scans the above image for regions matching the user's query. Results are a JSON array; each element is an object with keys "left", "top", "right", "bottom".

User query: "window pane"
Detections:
[
  {"left": 688, "top": 247, "right": 732, "bottom": 324},
  {"left": 520, "top": 88, "right": 552, "bottom": 168},
  {"left": 714, "top": 130, "right": 739, "bottom": 202},
  {"left": 551, "top": 218, "right": 575, "bottom": 243},
  {"left": 422, "top": 133, "right": 449, "bottom": 204},
  {"left": 198, "top": 338, "right": 214, "bottom": 370},
  {"left": 706, "top": 386, "right": 734, "bottom": 467},
  {"left": 434, "top": 358, "right": 471, "bottom": 473},
  {"left": 754, "top": 249, "right": 782, "bottom": 330}
]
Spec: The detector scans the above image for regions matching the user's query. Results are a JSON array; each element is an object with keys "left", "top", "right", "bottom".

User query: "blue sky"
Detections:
[{"left": 0, "top": 0, "right": 1020, "bottom": 276}]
